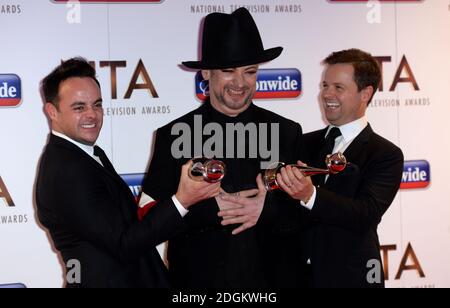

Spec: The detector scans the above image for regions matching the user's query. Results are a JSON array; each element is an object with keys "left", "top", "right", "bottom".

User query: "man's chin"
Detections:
[
  {"left": 78, "top": 135, "right": 99, "bottom": 146},
  {"left": 223, "top": 98, "right": 252, "bottom": 111}
]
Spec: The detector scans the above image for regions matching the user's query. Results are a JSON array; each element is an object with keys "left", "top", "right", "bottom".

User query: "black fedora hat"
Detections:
[{"left": 182, "top": 8, "right": 283, "bottom": 69}]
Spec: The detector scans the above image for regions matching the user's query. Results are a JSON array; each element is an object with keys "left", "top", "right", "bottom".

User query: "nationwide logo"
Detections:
[
  {"left": 196, "top": 68, "right": 302, "bottom": 101},
  {"left": 0, "top": 176, "right": 15, "bottom": 207},
  {"left": 0, "top": 74, "right": 22, "bottom": 107},
  {"left": 121, "top": 173, "right": 145, "bottom": 201},
  {"left": 53, "top": 0, "right": 163, "bottom": 3},
  {"left": 401, "top": 160, "right": 430, "bottom": 189}
]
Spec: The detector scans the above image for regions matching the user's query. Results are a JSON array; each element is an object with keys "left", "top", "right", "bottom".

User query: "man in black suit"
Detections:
[
  {"left": 274, "top": 49, "right": 404, "bottom": 287},
  {"left": 141, "top": 8, "right": 303, "bottom": 287},
  {"left": 36, "top": 58, "right": 221, "bottom": 288}
]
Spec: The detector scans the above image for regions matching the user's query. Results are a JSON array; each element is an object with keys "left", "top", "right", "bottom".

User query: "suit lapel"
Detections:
[
  {"left": 325, "top": 124, "right": 372, "bottom": 188},
  {"left": 49, "top": 135, "right": 133, "bottom": 199},
  {"left": 342, "top": 124, "right": 372, "bottom": 162}
]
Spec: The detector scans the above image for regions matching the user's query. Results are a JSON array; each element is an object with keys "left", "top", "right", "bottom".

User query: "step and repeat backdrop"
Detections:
[{"left": 0, "top": 0, "right": 449, "bottom": 288}]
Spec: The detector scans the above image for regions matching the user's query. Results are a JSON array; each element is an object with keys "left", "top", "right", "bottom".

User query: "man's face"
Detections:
[
  {"left": 46, "top": 77, "right": 103, "bottom": 146},
  {"left": 202, "top": 65, "right": 259, "bottom": 117},
  {"left": 321, "top": 63, "right": 372, "bottom": 126}
]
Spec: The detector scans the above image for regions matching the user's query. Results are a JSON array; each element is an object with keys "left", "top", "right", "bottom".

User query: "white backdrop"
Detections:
[{"left": 0, "top": 0, "right": 449, "bottom": 288}]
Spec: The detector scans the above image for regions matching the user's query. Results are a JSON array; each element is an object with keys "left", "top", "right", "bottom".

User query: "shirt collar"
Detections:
[
  {"left": 326, "top": 116, "right": 368, "bottom": 143},
  {"left": 52, "top": 130, "right": 96, "bottom": 158}
]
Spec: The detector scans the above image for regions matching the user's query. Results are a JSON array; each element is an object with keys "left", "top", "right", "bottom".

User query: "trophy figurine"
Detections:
[
  {"left": 189, "top": 158, "right": 226, "bottom": 183},
  {"left": 264, "top": 152, "right": 348, "bottom": 191}
]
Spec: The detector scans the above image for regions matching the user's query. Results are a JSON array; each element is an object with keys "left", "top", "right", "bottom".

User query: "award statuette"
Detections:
[
  {"left": 264, "top": 152, "right": 348, "bottom": 191},
  {"left": 189, "top": 158, "right": 226, "bottom": 183}
]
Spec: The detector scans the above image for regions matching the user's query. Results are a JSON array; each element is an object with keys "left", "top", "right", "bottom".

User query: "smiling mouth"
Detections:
[
  {"left": 227, "top": 88, "right": 246, "bottom": 97},
  {"left": 81, "top": 124, "right": 97, "bottom": 129},
  {"left": 325, "top": 102, "right": 340, "bottom": 110}
]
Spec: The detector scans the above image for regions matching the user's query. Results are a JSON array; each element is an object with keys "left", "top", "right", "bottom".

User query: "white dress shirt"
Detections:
[{"left": 300, "top": 116, "right": 368, "bottom": 210}]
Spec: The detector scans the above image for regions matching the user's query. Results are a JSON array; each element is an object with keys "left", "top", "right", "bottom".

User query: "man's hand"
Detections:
[
  {"left": 276, "top": 160, "right": 314, "bottom": 203},
  {"left": 217, "top": 174, "right": 267, "bottom": 235},
  {"left": 216, "top": 188, "right": 259, "bottom": 220},
  {"left": 175, "top": 160, "right": 221, "bottom": 209}
]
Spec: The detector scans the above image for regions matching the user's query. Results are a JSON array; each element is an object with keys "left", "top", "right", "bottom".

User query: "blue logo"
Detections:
[
  {"left": 401, "top": 160, "right": 430, "bottom": 189},
  {"left": 121, "top": 173, "right": 145, "bottom": 200},
  {"left": 196, "top": 68, "right": 302, "bottom": 100},
  {"left": 0, "top": 74, "right": 22, "bottom": 107}
]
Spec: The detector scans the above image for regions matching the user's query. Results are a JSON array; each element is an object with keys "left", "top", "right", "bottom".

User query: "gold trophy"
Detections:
[
  {"left": 264, "top": 152, "right": 348, "bottom": 191},
  {"left": 189, "top": 158, "right": 226, "bottom": 183}
]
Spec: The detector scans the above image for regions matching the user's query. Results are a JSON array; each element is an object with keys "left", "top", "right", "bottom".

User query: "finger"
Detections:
[
  {"left": 221, "top": 215, "right": 237, "bottom": 221},
  {"left": 277, "top": 174, "right": 294, "bottom": 195},
  {"left": 221, "top": 215, "right": 249, "bottom": 226},
  {"left": 285, "top": 165, "right": 300, "bottom": 186},
  {"left": 280, "top": 168, "right": 293, "bottom": 188},
  {"left": 256, "top": 174, "right": 266, "bottom": 193},
  {"left": 232, "top": 222, "right": 254, "bottom": 235},
  {"left": 297, "top": 160, "right": 307, "bottom": 167},
  {"left": 205, "top": 184, "right": 221, "bottom": 198},
  {"left": 218, "top": 208, "right": 247, "bottom": 218},
  {"left": 219, "top": 193, "right": 246, "bottom": 204},
  {"left": 182, "top": 160, "right": 193, "bottom": 175},
  {"left": 238, "top": 188, "right": 259, "bottom": 198},
  {"left": 292, "top": 166, "right": 305, "bottom": 182}
]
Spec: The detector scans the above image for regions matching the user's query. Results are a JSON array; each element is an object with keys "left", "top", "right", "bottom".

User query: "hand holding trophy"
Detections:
[
  {"left": 263, "top": 152, "right": 348, "bottom": 191},
  {"left": 189, "top": 158, "right": 226, "bottom": 183}
]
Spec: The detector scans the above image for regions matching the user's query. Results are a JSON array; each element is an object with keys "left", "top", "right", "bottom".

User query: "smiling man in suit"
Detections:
[
  {"left": 36, "top": 58, "right": 220, "bottom": 288},
  {"left": 274, "top": 49, "right": 404, "bottom": 288}
]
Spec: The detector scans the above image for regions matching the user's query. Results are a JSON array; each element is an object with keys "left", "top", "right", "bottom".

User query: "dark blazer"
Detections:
[
  {"left": 36, "top": 134, "right": 186, "bottom": 288},
  {"left": 300, "top": 124, "right": 404, "bottom": 288},
  {"left": 142, "top": 101, "right": 303, "bottom": 288}
]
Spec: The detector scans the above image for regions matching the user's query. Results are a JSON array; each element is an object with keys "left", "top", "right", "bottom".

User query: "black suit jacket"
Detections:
[
  {"left": 142, "top": 101, "right": 303, "bottom": 288},
  {"left": 36, "top": 135, "right": 186, "bottom": 288},
  {"left": 300, "top": 124, "right": 404, "bottom": 288}
]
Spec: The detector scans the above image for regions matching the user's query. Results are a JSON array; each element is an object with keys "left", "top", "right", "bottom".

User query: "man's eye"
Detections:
[{"left": 74, "top": 106, "right": 84, "bottom": 111}]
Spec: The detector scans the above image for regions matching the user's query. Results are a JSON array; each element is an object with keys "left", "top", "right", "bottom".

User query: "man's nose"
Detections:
[
  {"left": 84, "top": 105, "right": 100, "bottom": 118},
  {"left": 232, "top": 72, "right": 246, "bottom": 87},
  {"left": 322, "top": 87, "right": 335, "bottom": 99}
]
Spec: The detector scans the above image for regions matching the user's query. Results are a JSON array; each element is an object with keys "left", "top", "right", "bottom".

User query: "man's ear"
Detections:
[
  {"left": 361, "top": 86, "right": 374, "bottom": 105},
  {"left": 201, "top": 70, "right": 211, "bottom": 81},
  {"left": 45, "top": 103, "right": 58, "bottom": 121}
]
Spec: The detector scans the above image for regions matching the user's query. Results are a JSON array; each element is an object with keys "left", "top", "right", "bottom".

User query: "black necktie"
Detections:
[
  {"left": 316, "top": 127, "right": 342, "bottom": 185},
  {"left": 94, "top": 145, "right": 118, "bottom": 176}
]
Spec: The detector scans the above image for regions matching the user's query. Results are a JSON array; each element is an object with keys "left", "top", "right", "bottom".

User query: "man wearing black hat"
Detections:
[{"left": 141, "top": 8, "right": 304, "bottom": 288}]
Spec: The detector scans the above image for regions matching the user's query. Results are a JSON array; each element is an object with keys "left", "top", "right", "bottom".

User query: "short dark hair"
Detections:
[
  {"left": 42, "top": 57, "right": 100, "bottom": 109},
  {"left": 323, "top": 49, "right": 381, "bottom": 104}
]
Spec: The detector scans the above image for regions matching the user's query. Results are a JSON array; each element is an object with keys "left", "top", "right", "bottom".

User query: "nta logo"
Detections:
[
  {"left": 0, "top": 74, "right": 21, "bottom": 107},
  {"left": 0, "top": 176, "right": 15, "bottom": 207},
  {"left": 401, "top": 160, "right": 430, "bottom": 189},
  {"left": 196, "top": 69, "right": 302, "bottom": 101}
]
